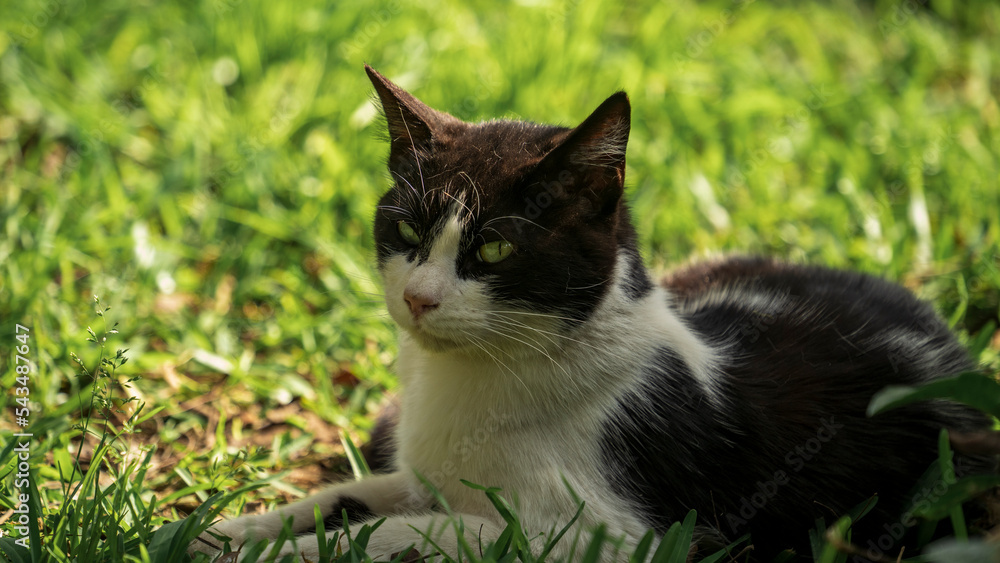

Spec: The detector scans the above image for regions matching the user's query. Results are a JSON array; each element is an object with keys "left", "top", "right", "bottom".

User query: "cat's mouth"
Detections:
[{"left": 400, "top": 312, "right": 497, "bottom": 354}]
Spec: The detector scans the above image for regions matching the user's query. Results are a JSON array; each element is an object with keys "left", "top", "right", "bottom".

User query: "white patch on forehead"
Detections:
[{"left": 428, "top": 211, "right": 464, "bottom": 264}]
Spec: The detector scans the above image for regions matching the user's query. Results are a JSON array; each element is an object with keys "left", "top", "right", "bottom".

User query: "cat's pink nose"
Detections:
[{"left": 404, "top": 291, "right": 439, "bottom": 318}]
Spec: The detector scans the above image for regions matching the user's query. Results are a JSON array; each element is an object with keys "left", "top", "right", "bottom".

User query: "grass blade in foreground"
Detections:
[{"left": 868, "top": 372, "right": 1000, "bottom": 419}]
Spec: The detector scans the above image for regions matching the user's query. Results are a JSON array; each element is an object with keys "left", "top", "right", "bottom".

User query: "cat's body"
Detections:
[{"left": 190, "top": 66, "right": 989, "bottom": 561}]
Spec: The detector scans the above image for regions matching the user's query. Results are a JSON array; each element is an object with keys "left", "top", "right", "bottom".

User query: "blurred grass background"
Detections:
[{"left": 1, "top": 0, "right": 999, "bottom": 555}]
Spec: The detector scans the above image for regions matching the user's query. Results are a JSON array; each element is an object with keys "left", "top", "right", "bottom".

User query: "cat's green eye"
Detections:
[
  {"left": 397, "top": 221, "right": 420, "bottom": 245},
  {"left": 478, "top": 240, "right": 515, "bottom": 264}
]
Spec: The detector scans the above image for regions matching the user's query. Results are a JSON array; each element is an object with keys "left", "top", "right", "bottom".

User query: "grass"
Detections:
[{"left": 0, "top": 0, "right": 998, "bottom": 560}]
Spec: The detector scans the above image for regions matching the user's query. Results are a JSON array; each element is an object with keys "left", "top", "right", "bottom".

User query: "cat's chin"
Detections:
[{"left": 403, "top": 329, "right": 469, "bottom": 354}]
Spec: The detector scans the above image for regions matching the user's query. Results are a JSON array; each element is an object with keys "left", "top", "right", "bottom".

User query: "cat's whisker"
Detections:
[
  {"left": 315, "top": 286, "right": 384, "bottom": 296},
  {"left": 392, "top": 165, "right": 423, "bottom": 206},
  {"left": 390, "top": 162, "right": 429, "bottom": 219},
  {"left": 376, "top": 205, "right": 413, "bottom": 218},
  {"left": 465, "top": 334, "right": 531, "bottom": 394},
  {"left": 313, "top": 306, "right": 393, "bottom": 324},
  {"left": 457, "top": 171, "right": 482, "bottom": 217},
  {"left": 397, "top": 107, "right": 428, "bottom": 197},
  {"left": 478, "top": 325, "right": 570, "bottom": 377},
  {"left": 481, "top": 226, "right": 507, "bottom": 241},
  {"left": 421, "top": 186, "right": 447, "bottom": 216},
  {"left": 482, "top": 215, "right": 552, "bottom": 234},
  {"left": 311, "top": 289, "right": 386, "bottom": 304},
  {"left": 488, "top": 309, "right": 582, "bottom": 324},
  {"left": 324, "top": 305, "right": 388, "bottom": 317},
  {"left": 480, "top": 323, "right": 593, "bottom": 397},
  {"left": 465, "top": 332, "right": 516, "bottom": 362},
  {"left": 333, "top": 270, "right": 383, "bottom": 284},
  {"left": 483, "top": 324, "right": 552, "bottom": 355},
  {"left": 340, "top": 305, "right": 389, "bottom": 313},
  {"left": 488, "top": 317, "right": 562, "bottom": 348},
  {"left": 341, "top": 288, "right": 385, "bottom": 297},
  {"left": 342, "top": 313, "right": 394, "bottom": 323},
  {"left": 491, "top": 315, "right": 631, "bottom": 363},
  {"left": 442, "top": 189, "right": 476, "bottom": 224},
  {"left": 566, "top": 279, "right": 610, "bottom": 291}
]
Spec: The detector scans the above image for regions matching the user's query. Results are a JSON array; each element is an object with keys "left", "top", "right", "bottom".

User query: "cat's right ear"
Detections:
[
  {"left": 365, "top": 65, "right": 457, "bottom": 170},
  {"left": 530, "top": 91, "right": 631, "bottom": 219}
]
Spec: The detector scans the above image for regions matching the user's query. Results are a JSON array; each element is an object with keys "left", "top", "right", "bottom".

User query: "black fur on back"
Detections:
[{"left": 599, "top": 257, "right": 990, "bottom": 559}]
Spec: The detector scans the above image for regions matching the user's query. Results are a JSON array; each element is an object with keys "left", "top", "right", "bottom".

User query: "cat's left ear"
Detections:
[{"left": 532, "top": 92, "right": 631, "bottom": 216}]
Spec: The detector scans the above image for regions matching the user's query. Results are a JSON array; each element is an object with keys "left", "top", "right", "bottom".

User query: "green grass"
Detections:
[{"left": 1, "top": 0, "right": 998, "bottom": 561}]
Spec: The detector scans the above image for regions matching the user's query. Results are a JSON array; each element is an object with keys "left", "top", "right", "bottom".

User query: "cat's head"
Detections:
[{"left": 366, "top": 65, "right": 651, "bottom": 355}]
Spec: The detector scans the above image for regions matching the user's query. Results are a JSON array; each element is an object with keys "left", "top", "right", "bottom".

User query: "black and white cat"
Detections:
[{"left": 190, "top": 65, "right": 989, "bottom": 561}]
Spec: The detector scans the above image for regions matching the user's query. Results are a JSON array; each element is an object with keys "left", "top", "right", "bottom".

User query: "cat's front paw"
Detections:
[
  {"left": 186, "top": 517, "right": 255, "bottom": 558},
  {"left": 269, "top": 537, "right": 424, "bottom": 563}
]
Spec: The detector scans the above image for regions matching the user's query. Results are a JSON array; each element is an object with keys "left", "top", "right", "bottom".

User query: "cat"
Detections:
[{"left": 189, "top": 65, "right": 991, "bottom": 562}]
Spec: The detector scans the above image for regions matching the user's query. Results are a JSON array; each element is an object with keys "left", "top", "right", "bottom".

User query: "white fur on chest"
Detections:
[
  {"left": 394, "top": 339, "right": 638, "bottom": 537},
  {"left": 390, "top": 282, "right": 719, "bottom": 540}
]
